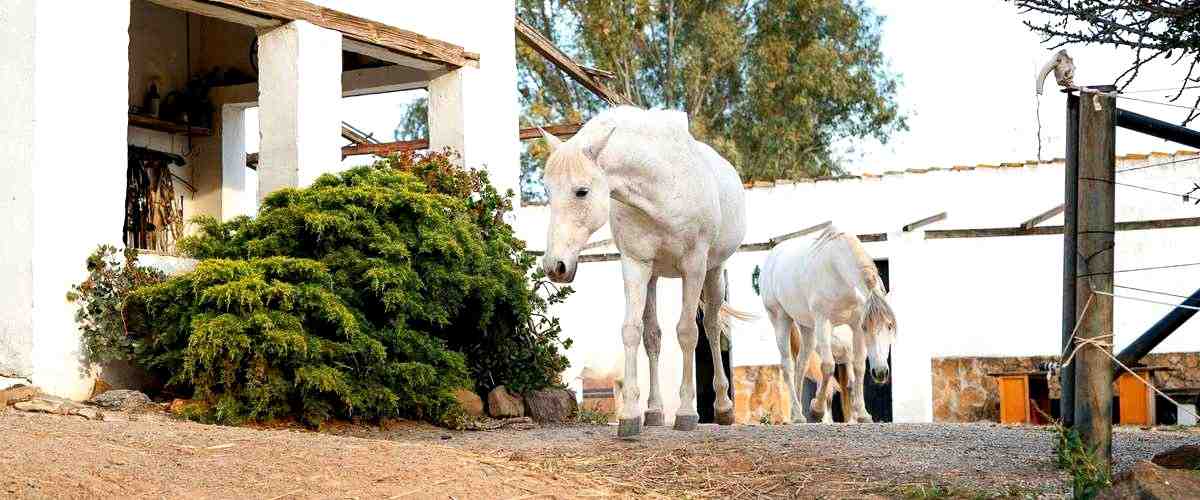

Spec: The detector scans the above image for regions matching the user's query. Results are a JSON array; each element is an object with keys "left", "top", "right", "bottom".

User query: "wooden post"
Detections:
[
  {"left": 1074, "top": 88, "right": 1115, "bottom": 470},
  {"left": 1061, "top": 93, "right": 1079, "bottom": 428}
]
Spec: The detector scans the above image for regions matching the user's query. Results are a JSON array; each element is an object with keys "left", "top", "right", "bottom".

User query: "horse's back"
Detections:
[{"left": 761, "top": 228, "right": 858, "bottom": 325}]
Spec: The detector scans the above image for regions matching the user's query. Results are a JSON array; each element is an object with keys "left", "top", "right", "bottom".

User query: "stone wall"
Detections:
[{"left": 932, "top": 352, "right": 1200, "bottom": 422}]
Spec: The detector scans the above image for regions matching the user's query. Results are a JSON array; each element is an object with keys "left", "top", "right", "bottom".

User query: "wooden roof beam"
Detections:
[
  {"left": 903, "top": 212, "right": 948, "bottom": 232},
  {"left": 248, "top": 123, "right": 582, "bottom": 168},
  {"left": 515, "top": 17, "right": 628, "bottom": 105},
  {"left": 1020, "top": 204, "right": 1065, "bottom": 229},
  {"left": 158, "top": 0, "right": 478, "bottom": 68}
]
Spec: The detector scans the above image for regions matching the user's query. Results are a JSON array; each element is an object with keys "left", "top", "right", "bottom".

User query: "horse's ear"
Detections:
[
  {"left": 539, "top": 128, "right": 563, "bottom": 151},
  {"left": 584, "top": 127, "right": 616, "bottom": 162}
]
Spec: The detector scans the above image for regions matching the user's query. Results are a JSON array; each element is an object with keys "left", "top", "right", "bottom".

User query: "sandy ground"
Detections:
[{"left": 2, "top": 408, "right": 1198, "bottom": 499}]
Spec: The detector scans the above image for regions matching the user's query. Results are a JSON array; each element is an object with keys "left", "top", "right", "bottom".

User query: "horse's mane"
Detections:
[{"left": 810, "top": 226, "right": 886, "bottom": 293}]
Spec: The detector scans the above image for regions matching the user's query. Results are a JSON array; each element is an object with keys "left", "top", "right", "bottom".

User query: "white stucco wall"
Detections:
[
  {"left": 516, "top": 152, "right": 1200, "bottom": 423},
  {"left": 0, "top": 1, "right": 133, "bottom": 398}
]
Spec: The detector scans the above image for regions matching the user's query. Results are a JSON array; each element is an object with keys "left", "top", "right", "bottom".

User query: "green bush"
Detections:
[
  {"left": 67, "top": 246, "right": 166, "bottom": 364},
  {"left": 108, "top": 150, "right": 570, "bottom": 427}
]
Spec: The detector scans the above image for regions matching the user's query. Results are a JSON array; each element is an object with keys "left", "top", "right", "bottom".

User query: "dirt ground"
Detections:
[{"left": 2, "top": 408, "right": 1197, "bottom": 499}]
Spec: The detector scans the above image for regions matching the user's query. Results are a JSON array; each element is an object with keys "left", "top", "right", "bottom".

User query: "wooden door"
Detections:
[{"left": 998, "top": 376, "right": 1031, "bottom": 424}]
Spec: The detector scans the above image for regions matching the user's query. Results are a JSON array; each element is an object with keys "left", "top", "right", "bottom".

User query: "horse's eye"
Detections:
[{"left": 575, "top": 187, "right": 590, "bottom": 198}]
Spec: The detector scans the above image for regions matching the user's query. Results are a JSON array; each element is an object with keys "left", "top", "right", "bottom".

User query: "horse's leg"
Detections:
[
  {"left": 768, "top": 309, "right": 805, "bottom": 423},
  {"left": 617, "top": 258, "right": 652, "bottom": 438},
  {"left": 809, "top": 317, "right": 836, "bottom": 421},
  {"left": 642, "top": 276, "right": 664, "bottom": 426},
  {"left": 702, "top": 267, "right": 733, "bottom": 425},
  {"left": 673, "top": 258, "right": 707, "bottom": 431},
  {"left": 850, "top": 323, "right": 875, "bottom": 423},
  {"left": 821, "top": 370, "right": 839, "bottom": 423},
  {"left": 838, "top": 364, "right": 855, "bottom": 423},
  {"left": 794, "top": 324, "right": 817, "bottom": 421}
]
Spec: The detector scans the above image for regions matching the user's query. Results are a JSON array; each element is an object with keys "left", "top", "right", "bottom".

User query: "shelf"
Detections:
[{"left": 128, "top": 114, "right": 211, "bottom": 137}]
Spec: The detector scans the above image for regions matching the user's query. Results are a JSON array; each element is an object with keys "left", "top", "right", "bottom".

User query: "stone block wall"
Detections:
[{"left": 932, "top": 352, "right": 1200, "bottom": 422}]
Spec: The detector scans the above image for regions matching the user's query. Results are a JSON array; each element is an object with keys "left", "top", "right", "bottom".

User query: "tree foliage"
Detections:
[
  {"left": 1012, "top": 0, "right": 1200, "bottom": 124},
  {"left": 99, "top": 151, "right": 571, "bottom": 427},
  {"left": 516, "top": 0, "right": 905, "bottom": 186}
]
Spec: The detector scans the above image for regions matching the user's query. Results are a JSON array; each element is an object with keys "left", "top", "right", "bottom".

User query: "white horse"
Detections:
[
  {"left": 539, "top": 106, "right": 748, "bottom": 438},
  {"left": 760, "top": 226, "right": 896, "bottom": 423}
]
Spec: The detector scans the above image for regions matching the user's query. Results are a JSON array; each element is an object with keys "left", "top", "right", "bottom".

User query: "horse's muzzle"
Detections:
[
  {"left": 872, "top": 366, "right": 890, "bottom": 384},
  {"left": 543, "top": 257, "right": 577, "bottom": 283}
]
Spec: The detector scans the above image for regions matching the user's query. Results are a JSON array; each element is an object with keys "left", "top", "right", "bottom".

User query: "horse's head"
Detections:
[
  {"left": 539, "top": 127, "right": 614, "bottom": 283},
  {"left": 866, "top": 323, "right": 895, "bottom": 384}
]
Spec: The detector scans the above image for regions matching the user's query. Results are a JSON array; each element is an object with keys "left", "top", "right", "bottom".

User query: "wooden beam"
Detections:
[
  {"left": 196, "top": 0, "right": 478, "bottom": 68},
  {"left": 342, "top": 38, "right": 444, "bottom": 72},
  {"left": 1074, "top": 88, "right": 1116, "bottom": 470},
  {"left": 515, "top": 17, "right": 628, "bottom": 105},
  {"left": 341, "top": 139, "right": 430, "bottom": 157},
  {"left": 146, "top": 0, "right": 282, "bottom": 28},
  {"left": 518, "top": 123, "right": 583, "bottom": 141},
  {"left": 528, "top": 232, "right": 889, "bottom": 262},
  {"left": 768, "top": 221, "right": 831, "bottom": 247},
  {"left": 1021, "top": 204, "right": 1065, "bottom": 230},
  {"left": 581, "top": 65, "right": 615, "bottom": 80},
  {"left": 903, "top": 212, "right": 947, "bottom": 232},
  {"left": 924, "top": 216, "right": 1200, "bottom": 239}
]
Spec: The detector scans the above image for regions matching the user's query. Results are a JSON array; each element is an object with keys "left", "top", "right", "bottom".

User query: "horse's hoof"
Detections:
[
  {"left": 715, "top": 409, "right": 734, "bottom": 426},
  {"left": 790, "top": 412, "right": 807, "bottom": 424},
  {"left": 643, "top": 410, "right": 665, "bottom": 427},
  {"left": 617, "top": 416, "right": 642, "bottom": 439},
  {"left": 856, "top": 414, "right": 874, "bottom": 424},
  {"left": 673, "top": 414, "right": 699, "bottom": 431}
]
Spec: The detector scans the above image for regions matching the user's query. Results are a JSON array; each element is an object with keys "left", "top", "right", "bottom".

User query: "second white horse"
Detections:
[{"left": 760, "top": 226, "right": 897, "bottom": 423}]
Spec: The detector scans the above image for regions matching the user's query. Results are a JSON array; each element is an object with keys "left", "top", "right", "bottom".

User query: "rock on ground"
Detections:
[
  {"left": 1152, "top": 444, "right": 1200, "bottom": 470},
  {"left": 452, "top": 389, "right": 484, "bottom": 417},
  {"left": 0, "top": 385, "right": 41, "bottom": 408},
  {"left": 87, "top": 389, "right": 153, "bottom": 411},
  {"left": 13, "top": 395, "right": 103, "bottom": 421},
  {"left": 523, "top": 388, "right": 577, "bottom": 423},
  {"left": 487, "top": 386, "right": 524, "bottom": 418},
  {"left": 1098, "top": 460, "right": 1200, "bottom": 499}
]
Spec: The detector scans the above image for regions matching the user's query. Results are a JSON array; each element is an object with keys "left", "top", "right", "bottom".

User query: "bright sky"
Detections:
[
  {"left": 845, "top": 0, "right": 1199, "bottom": 173},
  {"left": 247, "top": 1, "right": 1199, "bottom": 175}
]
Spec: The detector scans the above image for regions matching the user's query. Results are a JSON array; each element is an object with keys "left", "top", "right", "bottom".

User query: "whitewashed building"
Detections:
[
  {"left": 518, "top": 151, "right": 1200, "bottom": 424},
  {"left": 1, "top": 0, "right": 520, "bottom": 399}
]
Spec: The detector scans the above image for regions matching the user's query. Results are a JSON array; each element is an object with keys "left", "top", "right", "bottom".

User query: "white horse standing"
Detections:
[
  {"left": 760, "top": 226, "right": 896, "bottom": 423},
  {"left": 539, "top": 106, "right": 748, "bottom": 438}
]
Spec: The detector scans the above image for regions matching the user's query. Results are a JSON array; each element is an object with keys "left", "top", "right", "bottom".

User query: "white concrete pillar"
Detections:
[
  {"left": 256, "top": 20, "right": 342, "bottom": 203},
  {"left": 0, "top": 0, "right": 130, "bottom": 397},
  {"left": 428, "top": 38, "right": 521, "bottom": 216},
  {"left": 220, "top": 105, "right": 250, "bottom": 219},
  {"left": 887, "top": 230, "right": 935, "bottom": 423}
]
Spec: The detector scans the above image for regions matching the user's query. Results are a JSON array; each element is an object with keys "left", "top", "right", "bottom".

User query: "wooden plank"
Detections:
[
  {"left": 517, "top": 123, "right": 583, "bottom": 141},
  {"left": 129, "top": 114, "right": 212, "bottom": 137},
  {"left": 146, "top": 0, "right": 282, "bottom": 28},
  {"left": 1062, "top": 94, "right": 1081, "bottom": 430},
  {"left": 252, "top": 123, "right": 582, "bottom": 167},
  {"left": 526, "top": 232, "right": 888, "bottom": 262},
  {"left": 1022, "top": 204, "right": 1065, "bottom": 229},
  {"left": 198, "top": 0, "right": 478, "bottom": 68},
  {"left": 582, "top": 239, "right": 613, "bottom": 251},
  {"left": 515, "top": 17, "right": 628, "bottom": 105},
  {"left": 925, "top": 216, "right": 1200, "bottom": 239},
  {"left": 341, "top": 139, "right": 430, "bottom": 157},
  {"left": 342, "top": 38, "right": 444, "bottom": 72},
  {"left": 902, "top": 212, "right": 947, "bottom": 232},
  {"left": 768, "top": 221, "right": 831, "bottom": 247},
  {"left": 1075, "top": 88, "right": 1115, "bottom": 468}
]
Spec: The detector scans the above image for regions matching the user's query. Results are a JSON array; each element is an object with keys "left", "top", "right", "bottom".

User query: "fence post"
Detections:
[
  {"left": 1061, "top": 93, "right": 1079, "bottom": 428},
  {"left": 1074, "top": 88, "right": 1115, "bottom": 470}
]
